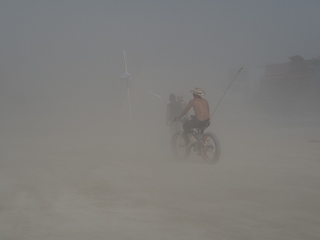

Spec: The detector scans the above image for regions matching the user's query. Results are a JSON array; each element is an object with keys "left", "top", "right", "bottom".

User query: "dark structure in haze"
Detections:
[{"left": 256, "top": 55, "right": 320, "bottom": 115}]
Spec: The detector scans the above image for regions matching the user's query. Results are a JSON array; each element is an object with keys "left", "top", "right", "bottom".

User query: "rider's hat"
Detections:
[{"left": 190, "top": 88, "right": 205, "bottom": 96}]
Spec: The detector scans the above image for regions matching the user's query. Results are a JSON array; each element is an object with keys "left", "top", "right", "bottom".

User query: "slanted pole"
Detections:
[{"left": 123, "top": 50, "right": 132, "bottom": 125}]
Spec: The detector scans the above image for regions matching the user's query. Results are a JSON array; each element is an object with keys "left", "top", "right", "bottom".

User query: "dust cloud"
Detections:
[
  {"left": 1, "top": 1, "right": 320, "bottom": 239},
  {"left": 1, "top": 74, "right": 320, "bottom": 239}
]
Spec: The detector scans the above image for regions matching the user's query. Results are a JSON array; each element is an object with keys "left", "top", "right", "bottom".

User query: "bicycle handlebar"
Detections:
[{"left": 173, "top": 115, "right": 195, "bottom": 123}]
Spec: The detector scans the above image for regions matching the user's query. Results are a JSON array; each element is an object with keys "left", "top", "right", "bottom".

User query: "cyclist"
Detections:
[{"left": 175, "top": 88, "right": 210, "bottom": 148}]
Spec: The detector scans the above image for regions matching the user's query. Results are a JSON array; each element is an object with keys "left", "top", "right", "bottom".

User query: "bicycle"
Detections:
[{"left": 171, "top": 117, "right": 221, "bottom": 163}]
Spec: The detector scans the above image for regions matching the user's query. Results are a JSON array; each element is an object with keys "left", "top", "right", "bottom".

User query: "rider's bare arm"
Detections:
[{"left": 178, "top": 99, "right": 194, "bottom": 119}]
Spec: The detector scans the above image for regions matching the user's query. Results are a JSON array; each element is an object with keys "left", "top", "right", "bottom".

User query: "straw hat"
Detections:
[{"left": 190, "top": 88, "right": 205, "bottom": 96}]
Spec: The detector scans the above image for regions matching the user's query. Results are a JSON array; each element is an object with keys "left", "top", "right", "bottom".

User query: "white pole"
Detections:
[
  {"left": 123, "top": 49, "right": 128, "bottom": 73},
  {"left": 123, "top": 50, "right": 132, "bottom": 126}
]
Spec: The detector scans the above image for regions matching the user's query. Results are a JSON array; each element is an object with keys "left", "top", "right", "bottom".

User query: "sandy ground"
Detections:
[{"left": 1, "top": 112, "right": 320, "bottom": 240}]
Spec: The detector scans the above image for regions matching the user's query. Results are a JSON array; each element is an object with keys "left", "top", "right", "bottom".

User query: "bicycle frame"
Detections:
[
  {"left": 191, "top": 128, "right": 206, "bottom": 150},
  {"left": 171, "top": 122, "right": 221, "bottom": 162}
]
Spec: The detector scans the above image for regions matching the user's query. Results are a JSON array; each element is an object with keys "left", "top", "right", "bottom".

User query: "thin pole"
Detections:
[
  {"left": 211, "top": 65, "right": 244, "bottom": 119},
  {"left": 123, "top": 49, "right": 128, "bottom": 73},
  {"left": 123, "top": 49, "right": 132, "bottom": 125}
]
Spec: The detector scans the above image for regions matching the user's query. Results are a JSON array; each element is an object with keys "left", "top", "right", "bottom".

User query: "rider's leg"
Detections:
[
  {"left": 199, "top": 119, "right": 210, "bottom": 134},
  {"left": 186, "top": 134, "right": 197, "bottom": 148},
  {"left": 183, "top": 118, "right": 198, "bottom": 148}
]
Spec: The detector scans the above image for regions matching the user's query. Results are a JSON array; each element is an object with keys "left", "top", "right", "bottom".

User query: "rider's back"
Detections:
[{"left": 192, "top": 98, "right": 210, "bottom": 121}]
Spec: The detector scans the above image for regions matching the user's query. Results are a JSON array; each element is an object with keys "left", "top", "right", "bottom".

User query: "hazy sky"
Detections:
[{"left": 1, "top": 0, "right": 320, "bottom": 121}]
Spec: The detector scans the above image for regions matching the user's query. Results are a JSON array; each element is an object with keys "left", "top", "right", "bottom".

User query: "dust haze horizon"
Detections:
[{"left": 1, "top": 0, "right": 320, "bottom": 129}]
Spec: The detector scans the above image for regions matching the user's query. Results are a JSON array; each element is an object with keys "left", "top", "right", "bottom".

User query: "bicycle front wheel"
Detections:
[
  {"left": 171, "top": 131, "right": 191, "bottom": 160},
  {"left": 200, "top": 132, "right": 221, "bottom": 163}
]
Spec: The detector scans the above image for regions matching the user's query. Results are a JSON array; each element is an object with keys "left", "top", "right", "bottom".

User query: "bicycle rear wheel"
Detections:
[
  {"left": 200, "top": 132, "right": 221, "bottom": 163},
  {"left": 171, "top": 131, "right": 191, "bottom": 160}
]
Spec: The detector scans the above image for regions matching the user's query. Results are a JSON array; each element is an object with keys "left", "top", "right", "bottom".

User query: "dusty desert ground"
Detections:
[{"left": 1, "top": 107, "right": 320, "bottom": 240}]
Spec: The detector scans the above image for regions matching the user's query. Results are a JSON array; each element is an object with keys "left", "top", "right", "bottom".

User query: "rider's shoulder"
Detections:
[
  {"left": 199, "top": 97, "right": 208, "bottom": 102},
  {"left": 188, "top": 98, "right": 195, "bottom": 104}
]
